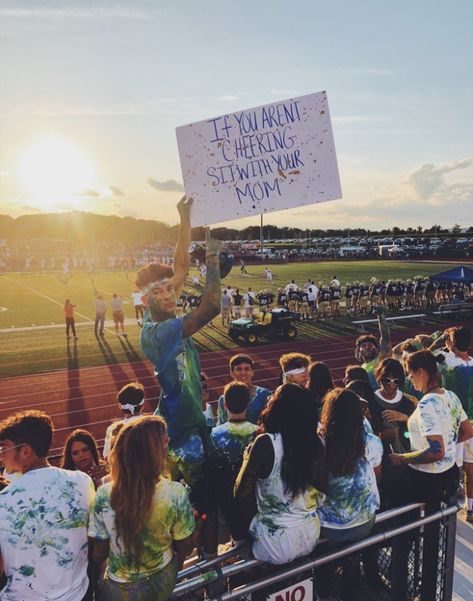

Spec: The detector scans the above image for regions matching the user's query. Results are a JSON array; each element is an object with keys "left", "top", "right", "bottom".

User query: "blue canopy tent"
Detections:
[{"left": 429, "top": 265, "right": 473, "bottom": 283}]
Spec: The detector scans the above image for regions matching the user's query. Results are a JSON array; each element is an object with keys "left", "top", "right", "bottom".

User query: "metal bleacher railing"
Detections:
[{"left": 172, "top": 502, "right": 458, "bottom": 601}]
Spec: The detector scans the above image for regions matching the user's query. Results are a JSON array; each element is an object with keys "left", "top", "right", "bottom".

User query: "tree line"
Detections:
[{"left": 0, "top": 212, "right": 470, "bottom": 244}]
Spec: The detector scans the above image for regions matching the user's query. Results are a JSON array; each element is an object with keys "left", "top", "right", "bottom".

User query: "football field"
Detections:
[{"left": 0, "top": 260, "right": 461, "bottom": 377}]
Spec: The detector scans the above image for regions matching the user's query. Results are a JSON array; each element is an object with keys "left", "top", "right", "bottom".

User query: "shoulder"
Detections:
[
  {"left": 211, "top": 423, "right": 228, "bottom": 438},
  {"left": 59, "top": 467, "right": 95, "bottom": 491},
  {"left": 254, "top": 386, "right": 272, "bottom": 399},
  {"left": 158, "top": 478, "right": 190, "bottom": 502}
]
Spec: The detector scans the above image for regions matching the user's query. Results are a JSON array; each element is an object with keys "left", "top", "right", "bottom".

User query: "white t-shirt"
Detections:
[
  {"left": 131, "top": 292, "right": 143, "bottom": 307},
  {"left": 444, "top": 354, "right": 473, "bottom": 370},
  {"left": 284, "top": 283, "right": 298, "bottom": 294},
  {"left": 319, "top": 432, "right": 382, "bottom": 529},
  {"left": 111, "top": 297, "right": 124, "bottom": 311},
  {"left": 243, "top": 292, "right": 255, "bottom": 308},
  {"left": 407, "top": 390, "right": 467, "bottom": 473},
  {"left": 103, "top": 414, "right": 143, "bottom": 459},
  {"left": 307, "top": 285, "right": 319, "bottom": 302},
  {"left": 0, "top": 467, "right": 94, "bottom": 601}
]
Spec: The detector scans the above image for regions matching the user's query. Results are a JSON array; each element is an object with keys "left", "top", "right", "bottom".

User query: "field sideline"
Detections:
[{"left": 0, "top": 259, "right": 462, "bottom": 377}]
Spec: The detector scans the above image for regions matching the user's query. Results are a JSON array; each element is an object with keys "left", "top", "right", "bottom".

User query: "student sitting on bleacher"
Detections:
[
  {"left": 234, "top": 384, "right": 326, "bottom": 564},
  {"left": 61, "top": 429, "right": 108, "bottom": 490},
  {"left": 211, "top": 382, "right": 258, "bottom": 542},
  {"left": 217, "top": 354, "right": 271, "bottom": 425},
  {"left": 102, "top": 382, "right": 146, "bottom": 460},
  {"left": 317, "top": 388, "right": 383, "bottom": 600},
  {"left": 89, "top": 416, "right": 196, "bottom": 600}
]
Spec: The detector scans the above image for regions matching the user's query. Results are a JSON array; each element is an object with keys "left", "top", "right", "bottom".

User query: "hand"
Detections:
[
  {"left": 382, "top": 410, "right": 408, "bottom": 423},
  {"left": 88, "top": 464, "right": 108, "bottom": 480},
  {"left": 389, "top": 453, "right": 405, "bottom": 466},
  {"left": 177, "top": 195, "right": 192, "bottom": 221},
  {"left": 205, "top": 227, "right": 222, "bottom": 256},
  {"left": 380, "top": 428, "right": 400, "bottom": 443}
]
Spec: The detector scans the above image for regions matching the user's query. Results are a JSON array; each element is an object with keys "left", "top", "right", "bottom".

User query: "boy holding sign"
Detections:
[{"left": 136, "top": 197, "right": 221, "bottom": 532}]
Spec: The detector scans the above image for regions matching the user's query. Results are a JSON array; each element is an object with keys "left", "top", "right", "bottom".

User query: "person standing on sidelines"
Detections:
[
  {"left": 94, "top": 293, "right": 106, "bottom": 337},
  {"left": 243, "top": 287, "right": 256, "bottom": 318},
  {"left": 0, "top": 411, "right": 94, "bottom": 601},
  {"left": 111, "top": 293, "right": 127, "bottom": 337},
  {"left": 232, "top": 288, "right": 243, "bottom": 319},
  {"left": 131, "top": 289, "right": 145, "bottom": 325},
  {"left": 64, "top": 298, "right": 78, "bottom": 340},
  {"left": 221, "top": 288, "right": 231, "bottom": 327}
]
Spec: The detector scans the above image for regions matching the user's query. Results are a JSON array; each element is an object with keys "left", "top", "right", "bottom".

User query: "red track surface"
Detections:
[{"left": 1, "top": 321, "right": 471, "bottom": 459}]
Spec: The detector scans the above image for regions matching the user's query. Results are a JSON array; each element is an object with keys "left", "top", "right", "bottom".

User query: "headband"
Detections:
[
  {"left": 121, "top": 399, "right": 145, "bottom": 412},
  {"left": 282, "top": 366, "right": 307, "bottom": 383},
  {"left": 140, "top": 278, "right": 171, "bottom": 296}
]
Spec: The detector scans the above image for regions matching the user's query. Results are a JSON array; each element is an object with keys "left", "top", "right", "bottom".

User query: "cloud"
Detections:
[
  {"left": 406, "top": 157, "right": 473, "bottom": 200},
  {"left": 147, "top": 178, "right": 184, "bottom": 192},
  {"left": 114, "top": 203, "right": 122, "bottom": 208},
  {"left": 333, "top": 116, "right": 388, "bottom": 124},
  {"left": 341, "top": 67, "right": 395, "bottom": 77},
  {"left": 213, "top": 95, "right": 240, "bottom": 102},
  {"left": 21, "top": 204, "right": 41, "bottom": 213},
  {"left": 109, "top": 185, "right": 124, "bottom": 196},
  {"left": 76, "top": 189, "right": 100, "bottom": 198},
  {"left": 270, "top": 89, "right": 300, "bottom": 97},
  {"left": 0, "top": 7, "right": 147, "bottom": 20}
]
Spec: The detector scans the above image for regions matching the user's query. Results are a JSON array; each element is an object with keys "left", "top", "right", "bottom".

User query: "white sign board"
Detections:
[
  {"left": 266, "top": 578, "right": 313, "bottom": 601},
  {"left": 176, "top": 91, "right": 342, "bottom": 227}
]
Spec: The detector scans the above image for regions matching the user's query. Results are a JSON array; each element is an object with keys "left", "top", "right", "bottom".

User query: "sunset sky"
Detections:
[{"left": 0, "top": 0, "right": 472, "bottom": 230}]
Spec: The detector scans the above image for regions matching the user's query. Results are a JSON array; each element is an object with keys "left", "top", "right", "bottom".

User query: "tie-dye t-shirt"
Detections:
[
  {"left": 89, "top": 478, "right": 195, "bottom": 583},
  {"left": 362, "top": 359, "right": 378, "bottom": 391},
  {"left": 319, "top": 432, "right": 383, "bottom": 529},
  {"left": 250, "top": 433, "right": 325, "bottom": 564},
  {"left": 217, "top": 386, "right": 271, "bottom": 425},
  {"left": 407, "top": 390, "right": 467, "bottom": 474},
  {"left": 211, "top": 420, "right": 258, "bottom": 476},
  {"left": 0, "top": 467, "right": 94, "bottom": 601},
  {"left": 140, "top": 313, "right": 207, "bottom": 448}
]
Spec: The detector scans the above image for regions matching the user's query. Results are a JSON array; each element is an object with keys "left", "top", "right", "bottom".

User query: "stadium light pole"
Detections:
[{"left": 260, "top": 213, "right": 264, "bottom": 261}]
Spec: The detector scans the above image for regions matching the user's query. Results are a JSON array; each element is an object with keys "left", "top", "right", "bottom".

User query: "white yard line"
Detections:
[{"left": 0, "top": 317, "right": 138, "bottom": 334}]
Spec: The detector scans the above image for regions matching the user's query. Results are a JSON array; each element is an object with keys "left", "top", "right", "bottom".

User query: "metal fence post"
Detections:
[{"left": 441, "top": 508, "right": 458, "bottom": 601}]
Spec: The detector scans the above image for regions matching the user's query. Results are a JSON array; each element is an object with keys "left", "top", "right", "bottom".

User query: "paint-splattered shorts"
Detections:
[{"left": 98, "top": 557, "right": 177, "bottom": 601}]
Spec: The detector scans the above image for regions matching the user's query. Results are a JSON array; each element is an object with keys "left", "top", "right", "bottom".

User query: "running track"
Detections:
[{"left": 2, "top": 320, "right": 471, "bottom": 460}]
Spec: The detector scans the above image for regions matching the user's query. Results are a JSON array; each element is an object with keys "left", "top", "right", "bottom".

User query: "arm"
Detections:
[
  {"left": 374, "top": 305, "right": 392, "bottom": 361},
  {"left": 428, "top": 332, "right": 448, "bottom": 352},
  {"left": 174, "top": 533, "right": 196, "bottom": 569},
  {"left": 389, "top": 434, "right": 444, "bottom": 466},
  {"left": 374, "top": 464, "right": 382, "bottom": 482},
  {"left": 172, "top": 196, "right": 192, "bottom": 297},
  {"left": 90, "top": 538, "right": 110, "bottom": 565},
  {"left": 458, "top": 419, "right": 473, "bottom": 443},
  {"left": 234, "top": 435, "right": 274, "bottom": 532},
  {"left": 182, "top": 230, "right": 221, "bottom": 338}
]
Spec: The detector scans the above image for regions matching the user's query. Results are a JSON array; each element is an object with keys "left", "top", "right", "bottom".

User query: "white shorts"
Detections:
[{"left": 456, "top": 438, "right": 473, "bottom": 466}]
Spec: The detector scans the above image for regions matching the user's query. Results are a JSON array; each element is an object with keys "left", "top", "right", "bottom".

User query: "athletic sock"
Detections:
[{"left": 467, "top": 498, "right": 473, "bottom": 511}]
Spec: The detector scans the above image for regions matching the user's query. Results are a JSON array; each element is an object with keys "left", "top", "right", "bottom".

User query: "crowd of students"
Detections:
[{"left": 0, "top": 320, "right": 472, "bottom": 601}]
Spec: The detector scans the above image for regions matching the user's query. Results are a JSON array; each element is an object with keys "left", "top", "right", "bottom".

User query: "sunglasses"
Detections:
[
  {"left": 0, "top": 443, "right": 25, "bottom": 454},
  {"left": 381, "top": 377, "right": 401, "bottom": 386}
]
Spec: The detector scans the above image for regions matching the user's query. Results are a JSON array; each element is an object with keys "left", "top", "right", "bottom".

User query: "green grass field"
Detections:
[{"left": 0, "top": 260, "right": 460, "bottom": 377}]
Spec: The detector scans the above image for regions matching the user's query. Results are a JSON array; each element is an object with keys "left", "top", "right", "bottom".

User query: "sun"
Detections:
[{"left": 18, "top": 137, "right": 97, "bottom": 209}]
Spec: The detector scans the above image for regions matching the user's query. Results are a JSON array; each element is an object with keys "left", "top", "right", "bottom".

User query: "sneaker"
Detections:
[{"left": 466, "top": 510, "right": 473, "bottom": 524}]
